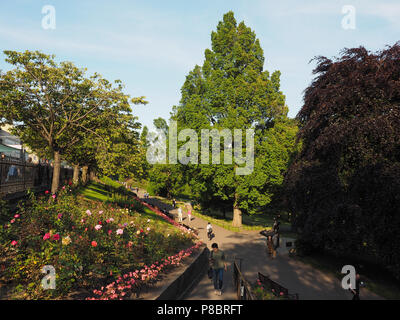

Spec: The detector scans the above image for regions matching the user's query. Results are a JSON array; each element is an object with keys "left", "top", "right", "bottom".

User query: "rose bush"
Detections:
[
  {"left": 253, "top": 279, "right": 289, "bottom": 300},
  {"left": 0, "top": 183, "right": 197, "bottom": 299}
]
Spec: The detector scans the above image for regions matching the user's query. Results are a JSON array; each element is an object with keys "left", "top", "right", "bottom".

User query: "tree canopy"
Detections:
[
  {"left": 148, "top": 11, "right": 298, "bottom": 226},
  {"left": 285, "top": 43, "right": 400, "bottom": 279},
  {"left": 0, "top": 50, "right": 147, "bottom": 192}
]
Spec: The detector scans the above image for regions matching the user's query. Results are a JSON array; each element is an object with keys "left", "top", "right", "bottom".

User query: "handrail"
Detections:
[{"left": 233, "top": 260, "right": 255, "bottom": 300}]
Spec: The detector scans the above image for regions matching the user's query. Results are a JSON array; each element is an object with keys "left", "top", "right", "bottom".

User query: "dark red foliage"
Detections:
[{"left": 285, "top": 43, "right": 400, "bottom": 278}]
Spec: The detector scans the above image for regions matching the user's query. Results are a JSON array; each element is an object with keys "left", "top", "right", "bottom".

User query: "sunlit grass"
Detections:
[{"left": 79, "top": 180, "right": 179, "bottom": 232}]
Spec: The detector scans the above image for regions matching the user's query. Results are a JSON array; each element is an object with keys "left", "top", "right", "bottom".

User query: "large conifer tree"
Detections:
[{"left": 171, "top": 12, "right": 296, "bottom": 227}]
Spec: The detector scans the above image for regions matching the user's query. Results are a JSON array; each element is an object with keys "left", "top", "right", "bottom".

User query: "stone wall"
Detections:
[{"left": 156, "top": 245, "right": 210, "bottom": 300}]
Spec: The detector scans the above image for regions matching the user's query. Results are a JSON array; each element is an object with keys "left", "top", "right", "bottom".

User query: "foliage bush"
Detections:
[
  {"left": 253, "top": 279, "right": 286, "bottom": 300},
  {"left": 0, "top": 198, "right": 8, "bottom": 224}
]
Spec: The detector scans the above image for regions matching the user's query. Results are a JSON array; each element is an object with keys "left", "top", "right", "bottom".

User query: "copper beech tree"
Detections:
[{"left": 285, "top": 43, "right": 400, "bottom": 278}]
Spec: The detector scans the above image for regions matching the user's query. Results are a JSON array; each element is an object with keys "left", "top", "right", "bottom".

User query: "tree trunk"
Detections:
[
  {"left": 51, "top": 150, "right": 61, "bottom": 194},
  {"left": 73, "top": 164, "right": 80, "bottom": 185},
  {"left": 81, "top": 166, "right": 88, "bottom": 184},
  {"left": 232, "top": 193, "right": 242, "bottom": 228},
  {"left": 89, "top": 170, "right": 96, "bottom": 181}
]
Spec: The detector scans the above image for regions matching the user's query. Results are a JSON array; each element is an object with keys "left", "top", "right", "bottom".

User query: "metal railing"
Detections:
[
  {"left": 0, "top": 158, "right": 73, "bottom": 199},
  {"left": 258, "top": 272, "right": 299, "bottom": 300},
  {"left": 233, "top": 259, "right": 255, "bottom": 300}
]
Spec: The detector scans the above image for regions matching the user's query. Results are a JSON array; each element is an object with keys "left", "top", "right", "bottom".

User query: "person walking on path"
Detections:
[
  {"left": 172, "top": 198, "right": 176, "bottom": 208},
  {"left": 273, "top": 218, "right": 280, "bottom": 248},
  {"left": 272, "top": 232, "right": 279, "bottom": 258},
  {"left": 350, "top": 274, "right": 362, "bottom": 300},
  {"left": 206, "top": 222, "right": 213, "bottom": 240},
  {"left": 266, "top": 235, "right": 274, "bottom": 258},
  {"left": 177, "top": 207, "right": 183, "bottom": 223},
  {"left": 209, "top": 243, "right": 227, "bottom": 296},
  {"left": 187, "top": 208, "right": 192, "bottom": 222}
]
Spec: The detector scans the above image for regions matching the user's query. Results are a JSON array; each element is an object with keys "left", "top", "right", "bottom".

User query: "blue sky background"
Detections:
[{"left": 0, "top": 0, "right": 399, "bottom": 130}]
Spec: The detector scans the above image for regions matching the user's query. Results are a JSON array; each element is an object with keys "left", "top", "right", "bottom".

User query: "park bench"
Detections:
[{"left": 258, "top": 272, "right": 299, "bottom": 300}]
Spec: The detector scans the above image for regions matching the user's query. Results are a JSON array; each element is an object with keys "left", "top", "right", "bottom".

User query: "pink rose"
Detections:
[
  {"left": 91, "top": 241, "right": 97, "bottom": 247},
  {"left": 11, "top": 240, "right": 18, "bottom": 246},
  {"left": 43, "top": 233, "right": 51, "bottom": 240},
  {"left": 53, "top": 234, "right": 60, "bottom": 241}
]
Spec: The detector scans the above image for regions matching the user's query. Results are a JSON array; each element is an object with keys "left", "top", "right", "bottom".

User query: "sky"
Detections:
[{"left": 0, "top": 0, "right": 399, "bottom": 130}]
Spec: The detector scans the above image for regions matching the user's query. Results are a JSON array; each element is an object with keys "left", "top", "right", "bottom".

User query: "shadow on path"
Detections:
[{"left": 135, "top": 188, "right": 383, "bottom": 300}]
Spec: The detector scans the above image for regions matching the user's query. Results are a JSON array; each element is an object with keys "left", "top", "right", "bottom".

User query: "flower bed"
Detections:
[
  {"left": 253, "top": 279, "right": 291, "bottom": 300},
  {"left": 0, "top": 184, "right": 197, "bottom": 299},
  {"left": 87, "top": 242, "right": 203, "bottom": 300},
  {"left": 134, "top": 195, "right": 194, "bottom": 235},
  {"left": 83, "top": 192, "right": 202, "bottom": 300}
]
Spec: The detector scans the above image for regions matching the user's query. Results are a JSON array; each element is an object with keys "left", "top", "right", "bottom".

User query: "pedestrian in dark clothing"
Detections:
[
  {"left": 273, "top": 218, "right": 280, "bottom": 233},
  {"left": 266, "top": 235, "right": 274, "bottom": 257},
  {"left": 209, "top": 243, "right": 227, "bottom": 296},
  {"left": 272, "top": 232, "right": 279, "bottom": 258},
  {"left": 350, "top": 274, "right": 361, "bottom": 300},
  {"left": 273, "top": 218, "right": 280, "bottom": 248}
]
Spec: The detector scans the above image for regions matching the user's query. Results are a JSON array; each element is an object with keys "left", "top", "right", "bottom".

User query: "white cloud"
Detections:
[{"left": 0, "top": 24, "right": 203, "bottom": 71}]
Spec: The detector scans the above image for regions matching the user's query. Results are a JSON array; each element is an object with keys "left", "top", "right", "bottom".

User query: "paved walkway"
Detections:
[{"left": 136, "top": 189, "right": 383, "bottom": 300}]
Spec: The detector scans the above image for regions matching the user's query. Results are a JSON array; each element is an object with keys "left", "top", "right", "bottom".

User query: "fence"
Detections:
[
  {"left": 0, "top": 158, "right": 73, "bottom": 199},
  {"left": 233, "top": 259, "right": 255, "bottom": 300},
  {"left": 258, "top": 272, "right": 299, "bottom": 300}
]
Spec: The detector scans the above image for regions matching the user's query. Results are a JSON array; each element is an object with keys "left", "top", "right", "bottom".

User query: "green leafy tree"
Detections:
[
  {"left": 140, "top": 126, "right": 149, "bottom": 149},
  {"left": 147, "top": 118, "right": 187, "bottom": 198},
  {"left": 0, "top": 50, "right": 146, "bottom": 193},
  {"left": 95, "top": 114, "right": 145, "bottom": 180},
  {"left": 171, "top": 12, "right": 295, "bottom": 226}
]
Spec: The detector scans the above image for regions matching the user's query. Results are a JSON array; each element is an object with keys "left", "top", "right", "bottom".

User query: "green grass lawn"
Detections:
[
  {"left": 157, "top": 195, "right": 295, "bottom": 235},
  {"left": 79, "top": 182, "right": 113, "bottom": 202},
  {"left": 125, "top": 179, "right": 150, "bottom": 191},
  {"left": 78, "top": 180, "right": 180, "bottom": 233}
]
